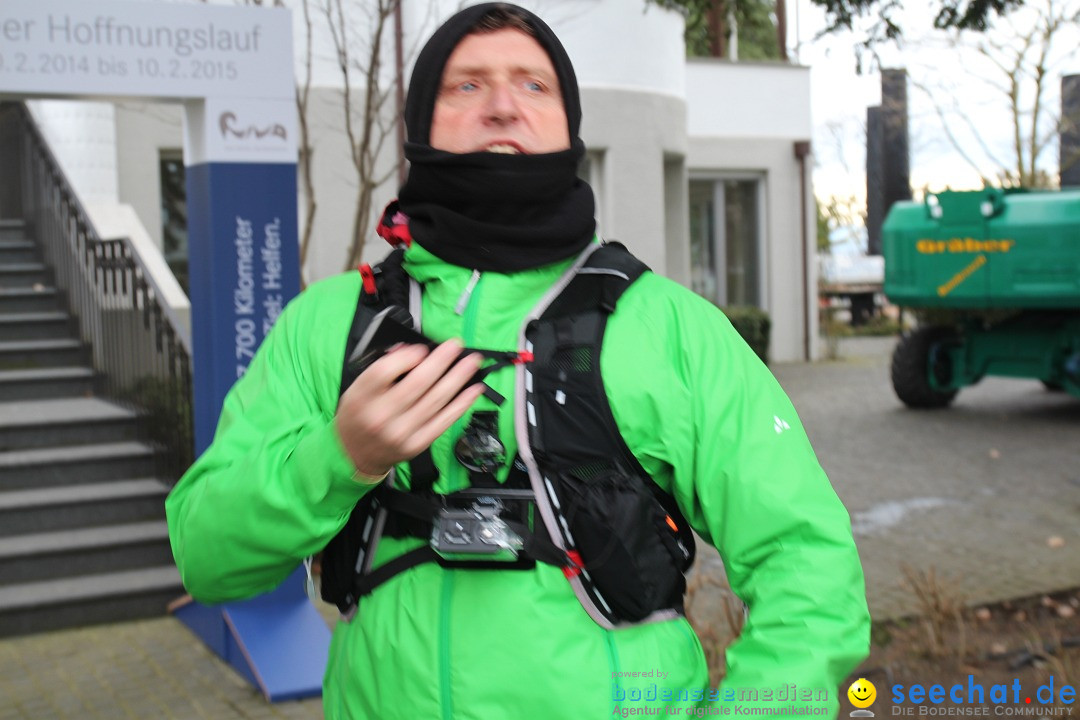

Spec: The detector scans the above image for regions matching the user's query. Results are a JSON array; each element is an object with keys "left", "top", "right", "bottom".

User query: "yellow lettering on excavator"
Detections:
[{"left": 916, "top": 238, "right": 1015, "bottom": 254}]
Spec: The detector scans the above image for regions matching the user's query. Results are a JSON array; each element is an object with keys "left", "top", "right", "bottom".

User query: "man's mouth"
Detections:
[{"left": 485, "top": 143, "right": 523, "bottom": 154}]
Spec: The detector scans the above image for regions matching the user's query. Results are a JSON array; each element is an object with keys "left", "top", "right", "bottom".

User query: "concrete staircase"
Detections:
[{"left": 0, "top": 218, "right": 182, "bottom": 637}]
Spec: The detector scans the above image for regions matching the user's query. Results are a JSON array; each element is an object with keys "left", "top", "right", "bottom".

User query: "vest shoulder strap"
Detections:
[
  {"left": 338, "top": 248, "right": 409, "bottom": 397},
  {"left": 541, "top": 241, "right": 647, "bottom": 320}
]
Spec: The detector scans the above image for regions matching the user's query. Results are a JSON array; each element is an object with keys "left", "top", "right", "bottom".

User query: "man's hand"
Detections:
[{"left": 335, "top": 339, "right": 484, "bottom": 482}]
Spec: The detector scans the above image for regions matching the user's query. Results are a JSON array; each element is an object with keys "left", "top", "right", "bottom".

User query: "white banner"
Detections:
[
  {"left": 185, "top": 96, "right": 297, "bottom": 165},
  {"left": 0, "top": 0, "right": 292, "bottom": 100}
]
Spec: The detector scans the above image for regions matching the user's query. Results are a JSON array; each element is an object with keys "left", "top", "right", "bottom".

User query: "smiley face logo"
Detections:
[{"left": 848, "top": 678, "right": 877, "bottom": 708}]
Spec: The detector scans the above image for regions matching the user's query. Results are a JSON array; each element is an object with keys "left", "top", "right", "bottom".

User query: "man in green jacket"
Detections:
[{"left": 166, "top": 3, "right": 869, "bottom": 718}]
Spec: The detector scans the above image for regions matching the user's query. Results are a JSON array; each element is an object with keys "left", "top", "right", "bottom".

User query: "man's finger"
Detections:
[
  {"left": 384, "top": 339, "right": 469, "bottom": 409},
  {"left": 407, "top": 383, "right": 486, "bottom": 454},
  {"left": 357, "top": 343, "right": 431, "bottom": 392},
  {"left": 397, "top": 352, "right": 484, "bottom": 429}
]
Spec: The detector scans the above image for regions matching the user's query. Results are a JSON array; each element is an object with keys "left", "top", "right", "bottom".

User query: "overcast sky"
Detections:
[{"left": 792, "top": 0, "right": 1080, "bottom": 214}]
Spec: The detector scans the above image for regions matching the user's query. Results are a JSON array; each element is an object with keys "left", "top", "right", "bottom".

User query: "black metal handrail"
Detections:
[{"left": 4, "top": 101, "right": 193, "bottom": 482}]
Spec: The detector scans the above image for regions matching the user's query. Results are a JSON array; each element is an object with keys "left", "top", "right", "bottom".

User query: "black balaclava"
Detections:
[{"left": 396, "top": 2, "right": 595, "bottom": 273}]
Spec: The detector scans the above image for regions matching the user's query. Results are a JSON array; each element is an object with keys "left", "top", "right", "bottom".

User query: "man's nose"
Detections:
[{"left": 483, "top": 81, "right": 520, "bottom": 124}]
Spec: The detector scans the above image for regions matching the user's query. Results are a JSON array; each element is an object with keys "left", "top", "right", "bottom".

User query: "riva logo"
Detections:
[{"left": 218, "top": 111, "right": 287, "bottom": 142}]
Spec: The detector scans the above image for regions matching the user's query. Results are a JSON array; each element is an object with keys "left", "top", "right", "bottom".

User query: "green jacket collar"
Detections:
[{"left": 400, "top": 239, "right": 590, "bottom": 290}]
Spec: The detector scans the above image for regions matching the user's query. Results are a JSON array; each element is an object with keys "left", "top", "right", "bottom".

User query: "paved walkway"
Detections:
[
  {"left": 0, "top": 610, "right": 329, "bottom": 720},
  {"left": 773, "top": 337, "right": 1080, "bottom": 621},
  {"left": 2, "top": 337, "right": 1077, "bottom": 719}
]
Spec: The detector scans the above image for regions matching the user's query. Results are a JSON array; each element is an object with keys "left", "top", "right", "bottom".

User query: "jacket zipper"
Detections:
[
  {"left": 605, "top": 631, "right": 623, "bottom": 715},
  {"left": 454, "top": 270, "right": 481, "bottom": 315},
  {"left": 441, "top": 270, "right": 484, "bottom": 720}
]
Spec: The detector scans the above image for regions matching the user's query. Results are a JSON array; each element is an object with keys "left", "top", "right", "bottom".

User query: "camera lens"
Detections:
[{"left": 454, "top": 412, "right": 506, "bottom": 474}]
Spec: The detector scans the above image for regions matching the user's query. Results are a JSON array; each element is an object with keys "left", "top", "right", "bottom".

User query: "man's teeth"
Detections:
[{"left": 486, "top": 144, "right": 521, "bottom": 154}]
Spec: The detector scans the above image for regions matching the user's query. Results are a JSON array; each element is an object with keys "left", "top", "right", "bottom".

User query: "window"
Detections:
[
  {"left": 159, "top": 152, "right": 188, "bottom": 294},
  {"left": 689, "top": 177, "right": 763, "bottom": 308},
  {"left": 578, "top": 150, "right": 605, "bottom": 233}
]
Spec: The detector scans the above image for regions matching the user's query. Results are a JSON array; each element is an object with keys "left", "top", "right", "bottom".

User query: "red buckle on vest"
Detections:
[
  {"left": 377, "top": 221, "right": 412, "bottom": 247},
  {"left": 359, "top": 263, "right": 377, "bottom": 296},
  {"left": 376, "top": 201, "right": 413, "bottom": 247},
  {"left": 562, "top": 550, "right": 584, "bottom": 579},
  {"left": 512, "top": 351, "right": 534, "bottom": 365}
]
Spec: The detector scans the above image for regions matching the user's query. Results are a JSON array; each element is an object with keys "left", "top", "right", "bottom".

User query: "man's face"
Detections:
[{"left": 430, "top": 28, "right": 571, "bottom": 155}]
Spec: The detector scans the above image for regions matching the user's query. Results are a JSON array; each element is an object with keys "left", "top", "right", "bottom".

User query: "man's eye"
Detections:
[
  {"left": 458, "top": 81, "right": 479, "bottom": 92},
  {"left": 523, "top": 81, "right": 544, "bottom": 92}
]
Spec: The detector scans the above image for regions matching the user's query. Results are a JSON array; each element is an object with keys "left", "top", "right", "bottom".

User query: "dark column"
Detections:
[
  {"left": 866, "top": 105, "right": 884, "bottom": 255},
  {"left": 0, "top": 103, "right": 22, "bottom": 219},
  {"left": 866, "top": 69, "right": 911, "bottom": 255},
  {"left": 1061, "top": 75, "right": 1080, "bottom": 187},
  {"left": 881, "top": 69, "right": 912, "bottom": 213}
]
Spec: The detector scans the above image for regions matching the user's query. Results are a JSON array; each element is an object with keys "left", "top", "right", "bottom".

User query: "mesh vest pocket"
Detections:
[{"left": 559, "top": 470, "right": 687, "bottom": 622}]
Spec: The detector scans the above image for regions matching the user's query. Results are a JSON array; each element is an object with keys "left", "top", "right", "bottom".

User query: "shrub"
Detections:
[
  {"left": 125, "top": 375, "right": 194, "bottom": 482},
  {"left": 722, "top": 306, "right": 771, "bottom": 365}
]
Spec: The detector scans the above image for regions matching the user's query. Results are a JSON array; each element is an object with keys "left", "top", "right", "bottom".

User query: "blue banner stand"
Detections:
[
  {"left": 175, "top": 89, "right": 330, "bottom": 700},
  {"left": 169, "top": 567, "right": 330, "bottom": 702}
]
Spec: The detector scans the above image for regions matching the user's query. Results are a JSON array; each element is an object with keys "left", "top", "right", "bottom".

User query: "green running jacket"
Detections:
[{"left": 166, "top": 242, "right": 870, "bottom": 719}]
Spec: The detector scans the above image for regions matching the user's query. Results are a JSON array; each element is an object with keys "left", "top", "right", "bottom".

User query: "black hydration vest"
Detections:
[{"left": 319, "top": 242, "right": 695, "bottom": 629}]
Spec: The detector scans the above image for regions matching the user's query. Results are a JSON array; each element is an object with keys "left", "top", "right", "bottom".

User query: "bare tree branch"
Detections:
[
  {"left": 908, "top": 0, "right": 1078, "bottom": 188},
  {"left": 374, "top": 163, "right": 401, "bottom": 188},
  {"left": 911, "top": 75, "right": 1007, "bottom": 177},
  {"left": 324, "top": 0, "right": 404, "bottom": 270},
  {"left": 295, "top": 0, "right": 318, "bottom": 286}
]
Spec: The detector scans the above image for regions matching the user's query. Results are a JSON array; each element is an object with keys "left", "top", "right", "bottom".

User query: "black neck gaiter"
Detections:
[{"left": 396, "top": 3, "right": 595, "bottom": 273}]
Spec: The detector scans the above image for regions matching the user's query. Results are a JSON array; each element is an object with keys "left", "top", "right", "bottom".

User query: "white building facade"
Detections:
[{"left": 22, "top": 0, "right": 820, "bottom": 361}]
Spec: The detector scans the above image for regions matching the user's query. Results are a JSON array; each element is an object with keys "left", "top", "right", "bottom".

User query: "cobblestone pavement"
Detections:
[
  {"left": 773, "top": 337, "right": 1080, "bottom": 621},
  {"left": 0, "top": 611, "right": 328, "bottom": 720},
  {"left": 2, "top": 337, "right": 1077, "bottom": 719}
]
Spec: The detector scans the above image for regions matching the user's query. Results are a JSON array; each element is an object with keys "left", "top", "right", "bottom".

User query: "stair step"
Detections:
[
  {"left": 0, "top": 397, "right": 141, "bottom": 450},
  {"left": 0, "top": 441, "right": 157, "bottom": 490},
  {"left": 0, "top": 240, "right": 38, "bottom": 264},
  {"left": 0, "top": 286, "right": 60, "bottom": 313},
  {"left": 0, "top": 521, "right": 173, "bottom": 586},
  {"left": 0, "top": 565, "right": 182, "bottom": 637},
  {"left": 0, "top": 220, "right": 26, "bottom": 242},
  {"left": 0, "top": 367, "right": 94, "bottom": 401},
  {"left": 0, "top": 311, "right": 72, "bottom": 341},
  {"left": 0, "top": 337, "right": 84, "bottom": 369},
  {"left": 0, "top": 262, "right": 50, "bottom": 288},
  {"left": 0, "top": 221, "right": 186, "bottom": 636},
  {"left": 0, "top": 478, "right": 169, "bottom": 536}
]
